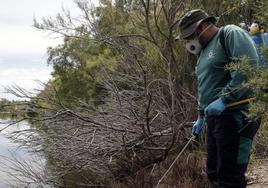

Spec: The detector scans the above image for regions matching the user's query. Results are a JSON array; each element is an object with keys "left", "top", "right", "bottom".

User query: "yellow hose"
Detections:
[{"left": 226, "top": 97, "right": 256, "bottom": 108}]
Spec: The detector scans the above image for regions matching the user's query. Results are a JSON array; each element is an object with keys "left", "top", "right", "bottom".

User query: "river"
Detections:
[
  {"left": 0, "top": 118, "right": 94, "bottom": 187},
  {"left": 0, "top": 118, "right": 46, "bottom": 187}
]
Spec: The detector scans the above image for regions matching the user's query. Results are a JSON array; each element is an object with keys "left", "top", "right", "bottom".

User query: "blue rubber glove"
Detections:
[
  {"left": 192, "top": 118, "right": 205, "bottom": 136},
  {"left": 204, "top": 98, "right": 226, "bottom": 116}
]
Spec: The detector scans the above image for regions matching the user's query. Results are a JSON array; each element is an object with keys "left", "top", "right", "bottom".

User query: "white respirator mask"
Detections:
[
  {"left": 185, "top": 40, "right": 202, "bottom": 55},
  {"left": 185, "top": 24, "right": 213, "bottom": 55}
]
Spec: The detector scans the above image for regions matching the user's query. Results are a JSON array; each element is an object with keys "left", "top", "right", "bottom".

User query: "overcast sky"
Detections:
[{"left": 0, "top": 0, "right": 98, "bottom": 100}]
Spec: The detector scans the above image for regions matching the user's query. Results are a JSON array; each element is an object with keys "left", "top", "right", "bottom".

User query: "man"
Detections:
[
  {"left": 248, "top": 20, "right": 268, "bottom": 65},
  {"left": 176, "top": 9, "right": 260, "bottom": 188}
]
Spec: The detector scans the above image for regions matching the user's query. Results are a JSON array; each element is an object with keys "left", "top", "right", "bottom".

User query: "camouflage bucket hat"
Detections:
[{"left": 175, "top": 9, "right": 216, "bottom": 40}]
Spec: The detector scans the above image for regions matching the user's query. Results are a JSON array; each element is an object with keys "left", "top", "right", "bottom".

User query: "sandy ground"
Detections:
[{"left": 247, "top": 159, "right": 268, "bottom": 188}]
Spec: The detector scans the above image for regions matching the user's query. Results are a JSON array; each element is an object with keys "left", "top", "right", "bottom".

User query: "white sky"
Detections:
[{"left": 0, "top": 0, "right": 98, "bottom": 100}]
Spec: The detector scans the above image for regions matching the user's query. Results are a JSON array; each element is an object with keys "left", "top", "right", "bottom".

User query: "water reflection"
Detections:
[
  {"left": 0, "top": 120, "right": 30, "bottom": 157},
  {"left": 0, "top": 119, "right": 46, "bottom": 187},
  {"left": 0, "top": 118, "right": 97, "bottom": 187}
]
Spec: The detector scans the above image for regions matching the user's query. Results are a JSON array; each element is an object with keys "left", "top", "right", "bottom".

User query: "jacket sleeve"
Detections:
[{"left": 220, "top": 26, "right": 259, "bottom": 104}]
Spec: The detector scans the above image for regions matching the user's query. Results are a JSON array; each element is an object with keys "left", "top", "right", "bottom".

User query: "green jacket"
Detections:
[{"left": 196, "top": 25, "right": 258, "bottom": 116}]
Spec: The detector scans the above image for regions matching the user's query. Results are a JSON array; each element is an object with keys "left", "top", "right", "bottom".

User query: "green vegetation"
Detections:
[
  {"left": 6, "top": 0, "right": 268, "bottom": 187},
  {"left": 0, "top": 99, "right": 30, "bottom": 118},
  {"left": 227, "top": 49, "right": 268, "bottom": 157}
]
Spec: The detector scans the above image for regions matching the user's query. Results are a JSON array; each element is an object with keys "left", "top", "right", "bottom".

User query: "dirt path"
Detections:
[{"left": 247, "top": 159, "right": 268, "bottom": 188}]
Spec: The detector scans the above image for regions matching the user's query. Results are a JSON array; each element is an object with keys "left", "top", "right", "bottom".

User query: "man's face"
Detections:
[
  {"left": 249, "top": 23, "right": 260, "bottom": 35},
  {"left": 183, "top": 23, "right": 212, "bottom": 55},
  {"left": 183, "top": 27, "right": 203, "bottom": 55}
]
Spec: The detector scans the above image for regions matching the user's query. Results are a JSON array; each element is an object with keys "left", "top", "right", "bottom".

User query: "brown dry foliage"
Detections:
[{"left": 111, "top": 151, "right": 207, "bottom": 188}]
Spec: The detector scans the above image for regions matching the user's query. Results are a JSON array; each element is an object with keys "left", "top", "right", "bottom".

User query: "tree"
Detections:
[{"left": 6, "top": 0, "right": 268, "bottom": 187}]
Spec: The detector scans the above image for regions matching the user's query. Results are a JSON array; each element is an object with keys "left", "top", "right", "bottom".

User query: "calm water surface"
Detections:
[{"left": 0, "top": 119, "right": 45, "bottom": 187}]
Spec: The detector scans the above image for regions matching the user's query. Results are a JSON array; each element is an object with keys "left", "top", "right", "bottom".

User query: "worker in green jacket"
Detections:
[{"left": 176, "top": 9, "right": 260, "bottom": 188}]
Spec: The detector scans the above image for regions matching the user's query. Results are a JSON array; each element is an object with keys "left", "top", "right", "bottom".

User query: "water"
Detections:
[
  {"left": 0, "top": 119, "right": 46, "bottom": 187},
  {"left": 0, "top": 119, "right": 95, "bottom": 187}
]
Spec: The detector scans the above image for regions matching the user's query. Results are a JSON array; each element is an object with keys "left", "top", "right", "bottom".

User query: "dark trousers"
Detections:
[{"left": 206, "top": 110, "right": 260, "bottom": 188}]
